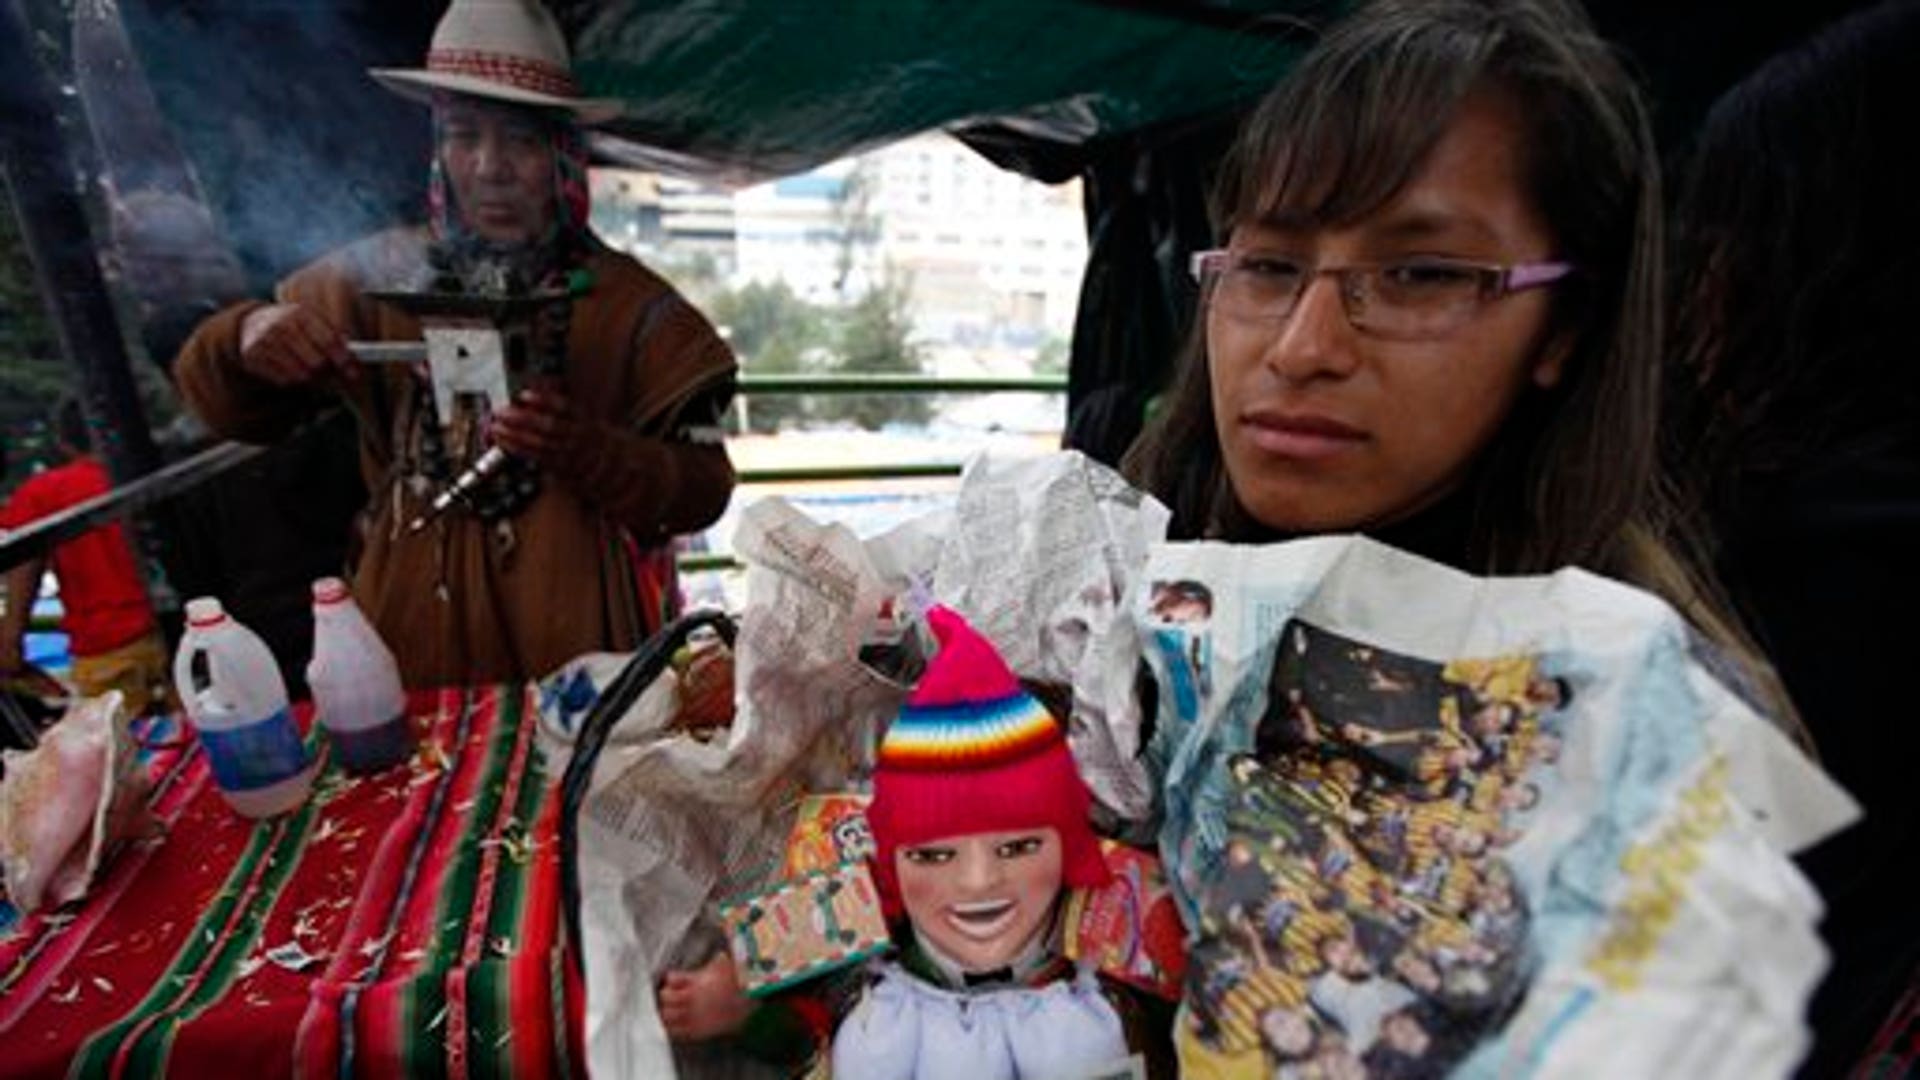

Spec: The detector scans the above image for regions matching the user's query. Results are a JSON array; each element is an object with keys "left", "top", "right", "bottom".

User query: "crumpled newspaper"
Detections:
[
  {"left": 575, "top": 497, "right": 906, "bottom": 1080},
  {"left": 911, "top": 451, "right": 1170, "bottom": 824},
  {"left": 0, "top": 691, "right": 154, "bottom": 914},
  {"left": 1125, "top": 536, "right": 1858, "bottom": 1079}
]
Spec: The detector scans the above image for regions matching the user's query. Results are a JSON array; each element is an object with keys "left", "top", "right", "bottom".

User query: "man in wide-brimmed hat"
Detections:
[{"left": 174, "top": 0, "right": 738, "bottom": 688}]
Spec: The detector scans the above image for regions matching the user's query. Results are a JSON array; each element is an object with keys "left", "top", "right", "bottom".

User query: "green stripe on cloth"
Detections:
[
  {"left": 69, "top": 736, "right": 326, "bottom": 1078},
  {"left": 398, "top": 687, "right": 531, "bottom": 1079},
  {"left": 468, "top": 695, "right": 556, "bottom": 1077}
]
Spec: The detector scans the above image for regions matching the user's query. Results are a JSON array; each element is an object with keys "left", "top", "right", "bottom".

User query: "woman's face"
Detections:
[{"left": 1209, "top": 93, "right": 1569, "bottom": 533}]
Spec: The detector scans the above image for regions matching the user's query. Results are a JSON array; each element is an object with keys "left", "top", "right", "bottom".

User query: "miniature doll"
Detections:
[{"left": 662, "top": 606, "right": 1155, "bottom": 1078}]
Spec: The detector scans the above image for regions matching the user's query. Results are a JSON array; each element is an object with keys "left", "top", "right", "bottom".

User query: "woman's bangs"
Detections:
[{"left": 1229, "top": 34, "right": 1483, "bottom": 232}]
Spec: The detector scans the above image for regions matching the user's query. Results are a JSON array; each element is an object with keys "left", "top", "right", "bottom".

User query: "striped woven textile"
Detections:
[{"left": 0, "top": 686, "right": 583, "bottom": 1079}]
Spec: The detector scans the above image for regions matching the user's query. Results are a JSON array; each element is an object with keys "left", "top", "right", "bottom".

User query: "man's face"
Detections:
[
  {"left": 894, "top": 827, "right": 1063, "bottom": 972},
  {"left": 437, "top": 98, "right": 557, "bottom": 246}
]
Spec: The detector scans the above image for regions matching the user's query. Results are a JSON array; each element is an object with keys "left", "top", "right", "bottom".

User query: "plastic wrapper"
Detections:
[{"left": 0, "top": 691, "right": 154, "bottom": 914}]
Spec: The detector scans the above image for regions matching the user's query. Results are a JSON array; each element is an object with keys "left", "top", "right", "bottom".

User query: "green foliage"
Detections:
[
  {"left": 708, "top": 280, "right": 826, "bottom": 433},
  {"left": 1035, "top": 335, "right": 1070, "bottom": 377},
  {"left": 819, "top": 268, "right": 928, "bottom": 430},
  {"left": 0, "top": 198, "right": 71, "bottom": 488},
  {"left": 829, "top": 161, "right": 880, "bottom": 299},
  {"left": 702, "top": 265, "right": 931, "bottom": 433},
  {"left": 650, "top": 249, "right": 725, "bottom": 309}
]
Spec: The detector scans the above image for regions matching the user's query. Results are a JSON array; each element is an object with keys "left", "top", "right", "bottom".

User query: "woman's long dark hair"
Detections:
[
  {"left": 1126, "top": 0, "right": 1665, "bottom": 575},
  {"left": 1671, "top": 0, "right": 1920, "bottom": 512},
  {"left": 1123, "top": 0, "right": 1792, "bottom": 724}
]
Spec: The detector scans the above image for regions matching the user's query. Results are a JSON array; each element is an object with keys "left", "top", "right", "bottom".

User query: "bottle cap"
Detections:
[
  {"left": 312, "top": 577, "right": 350, "bottom": 605},
  {"left": 185, "top": 597, "right": 227, "bottom": 627}
]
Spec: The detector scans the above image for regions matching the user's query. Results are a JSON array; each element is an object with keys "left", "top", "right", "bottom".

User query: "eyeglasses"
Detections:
[{"left": 1189, "top": 248, "right": 1574, "bottom": 341}]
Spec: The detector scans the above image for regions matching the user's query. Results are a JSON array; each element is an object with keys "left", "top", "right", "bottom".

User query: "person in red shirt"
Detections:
[{"left": 0, "top": 398, "right": 169, "bottom": 714}]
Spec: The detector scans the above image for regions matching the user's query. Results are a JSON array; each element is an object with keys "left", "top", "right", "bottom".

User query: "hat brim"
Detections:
[{"left": 370, "top": 68, "right": 623, "bottom": 126}]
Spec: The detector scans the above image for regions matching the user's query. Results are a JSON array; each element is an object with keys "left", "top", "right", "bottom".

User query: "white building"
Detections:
[
  {"left": 729, "top": 134, "right": 1086, "bottom": 353},
  {"left": 594, "top": 134, "right": 1088, "bottom": 368}
]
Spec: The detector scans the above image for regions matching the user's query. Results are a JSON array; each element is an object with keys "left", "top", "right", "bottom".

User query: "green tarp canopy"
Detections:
[
  {"left": 90, "top": 0, "right": 1877, "bottom": 460},
  {"left": 109, "top": 0, "right": 1326, "bottom": 279}
]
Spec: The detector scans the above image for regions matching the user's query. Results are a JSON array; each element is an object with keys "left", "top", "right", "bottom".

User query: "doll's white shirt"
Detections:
[{"left": 829, "top": 959, "right": 1129, "bottom": 1080}]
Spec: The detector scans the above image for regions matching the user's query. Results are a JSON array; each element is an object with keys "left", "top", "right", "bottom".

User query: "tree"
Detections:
[
  {"left": 829, "top": 161, "right": 880, "bottom": 300},
  {"left": 707, "top": 279, "right": 827, "bottom": 433},
  {"left": 0, "top": 199, "right": 69, "bottom": 488},
  {"left": 820, "top": 267, "right": 929, "bottom": 430},
  {"left": 1035, "top": 335, "right": 1070, "bottom": 377}
]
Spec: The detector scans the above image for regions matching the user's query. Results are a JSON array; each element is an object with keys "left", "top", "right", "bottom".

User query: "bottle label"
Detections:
[{"left": 198, "top": 709, "right": 310, "bottom": 792}]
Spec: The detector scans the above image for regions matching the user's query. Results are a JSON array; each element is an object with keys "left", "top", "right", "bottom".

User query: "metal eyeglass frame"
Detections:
[{"left": 1188, "top": 248, "right": 1574, "bottom": 335}]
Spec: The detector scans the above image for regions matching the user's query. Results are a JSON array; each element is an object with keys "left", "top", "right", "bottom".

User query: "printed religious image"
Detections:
[{"left": 1183, "top": 618, "right": 1571, "bottom": 1078}]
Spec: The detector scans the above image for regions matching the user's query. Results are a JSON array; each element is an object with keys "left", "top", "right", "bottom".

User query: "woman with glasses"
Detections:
[{"left": 1122, "top": 0, "right": 1776, "bottom": 705}]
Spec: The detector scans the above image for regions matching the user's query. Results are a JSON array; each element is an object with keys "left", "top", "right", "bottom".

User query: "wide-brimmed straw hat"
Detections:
[{"left": 370, "top": 0, "right": 622, "bottom": 125}]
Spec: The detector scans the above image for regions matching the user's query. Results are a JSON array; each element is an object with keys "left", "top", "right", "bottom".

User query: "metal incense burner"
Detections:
[{"left": 350, "top": 284, "right": 572, "bottom": 534}]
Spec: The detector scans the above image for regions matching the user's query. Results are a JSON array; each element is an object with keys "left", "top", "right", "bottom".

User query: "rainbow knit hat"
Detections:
[{"left": 867, "top": 605, "right": 1109, "bottom": 916}]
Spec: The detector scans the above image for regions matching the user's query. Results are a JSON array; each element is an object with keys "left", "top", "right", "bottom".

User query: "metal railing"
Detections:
[{"left": 0, "top": 375, "right": 1066, "bottom": 582}]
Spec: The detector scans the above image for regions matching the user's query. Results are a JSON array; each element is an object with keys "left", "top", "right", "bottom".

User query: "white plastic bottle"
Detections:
[
  {"left": 173, "top": 597, "right": 317, "bottom": 817},
  {"left": 307, "top": 577, "right": 412, "bottom": 774}
]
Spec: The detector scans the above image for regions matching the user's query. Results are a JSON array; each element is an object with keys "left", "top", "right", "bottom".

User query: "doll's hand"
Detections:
[{"left": 658, "top": 951, "right": 752, "bottom": 1041}]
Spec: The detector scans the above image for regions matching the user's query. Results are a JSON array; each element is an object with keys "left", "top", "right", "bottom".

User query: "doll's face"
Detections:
[{"left": 895, "top": 827, "right": 1064, "bottom": 972}]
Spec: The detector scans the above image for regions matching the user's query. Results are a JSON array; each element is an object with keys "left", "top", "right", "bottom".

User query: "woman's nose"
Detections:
[{"left": 1263, "top": 273, "right": 1362, "bottom": 382}]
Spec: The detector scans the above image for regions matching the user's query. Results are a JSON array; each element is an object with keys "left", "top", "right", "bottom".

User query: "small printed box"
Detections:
[
  {"left": 780, "top": 793, "right": 875, "bottom": 878},
  {"left": 719, "top": 860, "right": 891, "bottom": 996},
  {"left": 1063, "top": 841, "right": 1189, "bottom": 1000}
]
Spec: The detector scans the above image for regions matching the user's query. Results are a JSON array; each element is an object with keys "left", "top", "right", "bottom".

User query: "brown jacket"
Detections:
[{"left": 176, "top": 228, "right": 736, "bottom": 687}]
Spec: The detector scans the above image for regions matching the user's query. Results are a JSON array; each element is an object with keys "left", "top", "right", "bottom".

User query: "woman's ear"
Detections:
[{"left": 1530, "top": 329, "right": 1575, "bottom": 389}]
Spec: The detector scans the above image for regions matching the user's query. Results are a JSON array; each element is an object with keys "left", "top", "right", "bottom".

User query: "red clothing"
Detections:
[{"left": 0, "top": 457, "right": 155, "bottom": 656}]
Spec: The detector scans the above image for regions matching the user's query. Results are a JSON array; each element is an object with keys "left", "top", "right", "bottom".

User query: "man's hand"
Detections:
[
  {"left": 658, "top": 951, "right": 753, "bottom": 1041},
  {"left": 489, "top": 388, "right": 585, "bottom": 468},
  {"left": 238, "top": 302, "right": 356, "bottom": 388}
]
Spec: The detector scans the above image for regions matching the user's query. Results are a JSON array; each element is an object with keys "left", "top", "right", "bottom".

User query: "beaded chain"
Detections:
[{"left": 406, "top": 240, "right": 584, "bottom": 523}]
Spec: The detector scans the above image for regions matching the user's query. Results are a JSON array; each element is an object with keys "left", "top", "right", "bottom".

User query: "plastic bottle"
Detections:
[
  {"left": 173, "top": 597, "right": 317, "bottom": 817},
  {"left": 307, "top": 577, "right": 413, "bottom": 774}
]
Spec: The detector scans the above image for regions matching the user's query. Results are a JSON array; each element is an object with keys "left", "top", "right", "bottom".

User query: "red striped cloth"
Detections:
[{"left": 0, "top": 686, "right": 583, "bottom": 1079}]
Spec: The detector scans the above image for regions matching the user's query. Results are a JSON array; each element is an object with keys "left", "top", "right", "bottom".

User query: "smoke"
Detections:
[{"left": 111, "top": 1, "right": 438, "bottom": 289}]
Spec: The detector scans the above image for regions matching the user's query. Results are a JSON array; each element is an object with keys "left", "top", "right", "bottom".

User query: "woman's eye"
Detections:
[
  {"left": 1237, "top": 256, "right": 1305, "bottom": 281},
  {"left": 1383, "top": 262, "right": 1478, "bottom": 289},
  {"left": 996, "top": 836, "right": 1045, "bottom": 858},
  {"left": 903, "top": 847, "right": 953, "bottom": 865}
]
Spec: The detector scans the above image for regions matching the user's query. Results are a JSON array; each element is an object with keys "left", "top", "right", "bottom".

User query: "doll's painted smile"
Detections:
[{"left": 945, "top": 898, "right": 1018, "bottom": 938}]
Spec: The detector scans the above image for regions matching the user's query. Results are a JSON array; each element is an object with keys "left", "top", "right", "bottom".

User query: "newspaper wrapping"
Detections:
[{"left": 1128, "top": 536, "right": 1857, "bottom": 1079}]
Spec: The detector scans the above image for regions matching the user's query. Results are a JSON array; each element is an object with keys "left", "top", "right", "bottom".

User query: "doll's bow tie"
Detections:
[{"left": 962, "top": 967, "right": 1016, "bottom": 987}]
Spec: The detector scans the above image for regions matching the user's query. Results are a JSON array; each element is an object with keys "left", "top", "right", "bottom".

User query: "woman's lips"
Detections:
[{"left": 1241, "top": 410, "right": 1367, "bottom": 459}]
